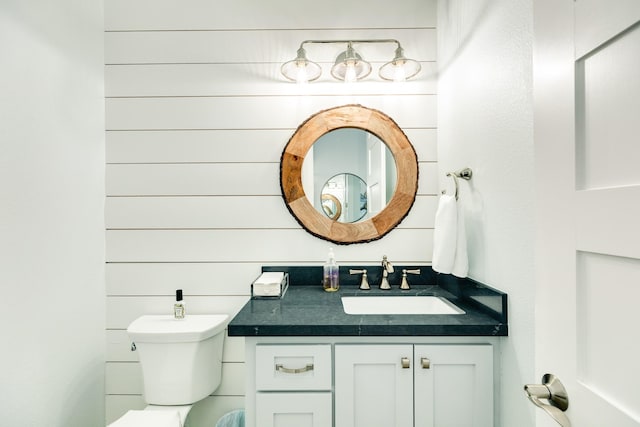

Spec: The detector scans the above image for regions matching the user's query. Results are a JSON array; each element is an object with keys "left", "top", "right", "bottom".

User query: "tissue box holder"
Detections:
[{"left": 251, "top": 272, "right": 289, "bottom": 299}]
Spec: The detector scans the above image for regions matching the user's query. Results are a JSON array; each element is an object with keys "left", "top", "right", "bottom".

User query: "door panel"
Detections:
[
  {"left": 574, "top": 0, "right": 640, "bottom": 58},
  {"left": 534, "top": 0, "right": 640, "bottom": 425},
  {"left": 576, "top": 253, "right": 640, "bottom": 421},
  {"left": 575, "top": 23, "right": 640, "bottom": 190},
  {"left": 573, "top": 7, "right": 640, "bottom": 426}
]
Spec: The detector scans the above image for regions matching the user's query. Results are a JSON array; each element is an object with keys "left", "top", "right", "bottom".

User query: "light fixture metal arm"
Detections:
[{"left": 298, "top": 39, "right": 402, "bottom": 50}]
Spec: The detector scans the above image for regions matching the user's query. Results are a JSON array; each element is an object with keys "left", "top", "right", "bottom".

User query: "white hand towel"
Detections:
[
  {"left": 432, "top": 194, "right": 469, "bottom": 278},
  {"left": 108, "top": 410, "right": 182, "bottom": 427},
  {"left": 451, "top": 202, "right": 468, "bottom": 278},
  {"left": 432, "top": 194, "right": 457, "bottom": 274}
]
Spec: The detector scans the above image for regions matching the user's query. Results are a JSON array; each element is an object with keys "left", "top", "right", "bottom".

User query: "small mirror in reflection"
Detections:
[{"left": 321, "top": 173, "right": 367, "bottom": 223}]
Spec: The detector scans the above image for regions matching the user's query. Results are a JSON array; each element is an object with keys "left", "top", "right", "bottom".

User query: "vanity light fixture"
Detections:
[
  {"left": 330, "top": 42, "right": 372, "bottom": 82},
  {"left": 280, "top": 46, "right": 322, "bottom": 83},
  {"left": 281, "top": 39, "right": 421, "bottom": 83}
]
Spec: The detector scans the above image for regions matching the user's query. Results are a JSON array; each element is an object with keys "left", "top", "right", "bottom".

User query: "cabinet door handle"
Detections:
[
  {"left": 275, "top": 363, "right": 314, "bottom": 374},
  {"left": 421, "top": 357, "right": 431, "bottom": 369},
  {"left": 401, "top": 357, "right": 411, "bottom": 368}
]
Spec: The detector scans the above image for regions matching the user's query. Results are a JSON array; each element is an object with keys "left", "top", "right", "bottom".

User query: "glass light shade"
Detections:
[
  {"left": 281, "top": 47, "right": 322, "bottom": 83},
  {"left": 379, "top": 47, "right": 421, "bottom": 81},
  {"left": 330, "top": 44, "right": 371, "bottom": 82}
]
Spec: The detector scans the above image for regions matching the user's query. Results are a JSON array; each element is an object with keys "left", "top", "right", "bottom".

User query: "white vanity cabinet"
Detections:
[
  {"left": 335, "top": 344, "right": 493, "bottom": 427},
  {"left": 246, "top": 339, "right": 495, "bottom": 427}
]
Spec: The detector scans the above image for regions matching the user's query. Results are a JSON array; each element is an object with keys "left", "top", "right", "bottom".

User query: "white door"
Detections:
[
  {"left": 366, "top": 134, "right": 386, "bottom": 217},
  {"left": 534, "top": 0, "right": 640, "bottom": 426}
]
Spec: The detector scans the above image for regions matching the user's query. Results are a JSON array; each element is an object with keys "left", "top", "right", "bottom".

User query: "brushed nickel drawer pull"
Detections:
[
  {"left": 275, "top": 363, "right": 314, "bottom": 374},
  {"left": 421, "top": 357, "right": 431, "bottom": 369},
  {"left": 401, "top": 357, "right": 411, "bottom": 369}
]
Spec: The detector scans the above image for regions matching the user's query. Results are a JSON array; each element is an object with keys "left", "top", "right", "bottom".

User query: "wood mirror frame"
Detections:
[{"left": 281, "top": 104, "right": 418, "bottom": 244}]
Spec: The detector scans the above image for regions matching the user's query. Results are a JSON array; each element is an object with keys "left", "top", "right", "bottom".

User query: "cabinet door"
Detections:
[
  {"left": 414, "top": 345, "right": 493, "bottom": 427},
  {"left": 335, "top": 344, "right": 413, "bottom": 427},
  {"left": 255, "top": 392, "right": 332, "bottom": 427}
]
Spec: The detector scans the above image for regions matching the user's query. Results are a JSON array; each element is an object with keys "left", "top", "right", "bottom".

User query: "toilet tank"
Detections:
[{"left": 127, "top": 314, "right": 229, "bottom": 405}]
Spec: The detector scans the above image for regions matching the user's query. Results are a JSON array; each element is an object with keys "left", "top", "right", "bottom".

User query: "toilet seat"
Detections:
[{"left": 107, "top": 408, "right": 184, "bottom": 427}]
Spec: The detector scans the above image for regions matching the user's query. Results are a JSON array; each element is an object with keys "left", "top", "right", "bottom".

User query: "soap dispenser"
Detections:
[
  {"left": 323, "top": 248, "right": 340, "bottom": 292},
  {"left": 174, "top": 289, "right": 185, "bottom": 319}
]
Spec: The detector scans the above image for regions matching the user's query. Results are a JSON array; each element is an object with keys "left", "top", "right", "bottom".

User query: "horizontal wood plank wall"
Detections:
[{"left": 104, "top": 0, "right": 438, "bottom": 424}]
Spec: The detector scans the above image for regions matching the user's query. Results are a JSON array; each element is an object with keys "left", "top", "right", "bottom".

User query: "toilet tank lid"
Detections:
[{"left": 127, "top": 314, "right": 229, "bottom": 343}]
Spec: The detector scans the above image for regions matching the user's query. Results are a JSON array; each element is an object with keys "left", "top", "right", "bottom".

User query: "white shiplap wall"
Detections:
[{"left": 104, "top": 0, "right": 438, "bottom": 424}]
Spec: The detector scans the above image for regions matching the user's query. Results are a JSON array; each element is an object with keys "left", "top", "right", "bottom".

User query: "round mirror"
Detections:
[
  {"left": 320, "top": 173, "right": 368, "bottom": 223},
  {"left": 281, "top": 104, "right": 418, "bottom": 244}
]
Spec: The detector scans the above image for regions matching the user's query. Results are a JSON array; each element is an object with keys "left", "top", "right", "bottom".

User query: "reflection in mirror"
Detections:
[
  {"left": 302, "top": 129, "right": 396, "bottom": 223},
  {"left": 321, "top": 193, "right": 342, "bottom": 221},
  {"left": 321, "top": 173, "right": 367, "bottom": 223}
]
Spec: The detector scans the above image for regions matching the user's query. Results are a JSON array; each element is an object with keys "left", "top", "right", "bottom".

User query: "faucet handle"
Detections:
[
  {"left": 349, "top": 269, "right": 370, "bottom": 290},
  {"left": 382, "top": 255, "right": 394, "bottom": 273},
  {"left": 400, "top": 268, "right": 421, "bottom": 290}
]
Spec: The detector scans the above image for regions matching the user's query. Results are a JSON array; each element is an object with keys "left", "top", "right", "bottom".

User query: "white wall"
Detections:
[
  {"left": 437, "top": 1, "right": 535, "bottom": 426},
  {"left": 0, "top": 1, "right": 105, "bottom": 426},
  {"left": 104, "top": 0, "right": 439, "bottom": 424}
]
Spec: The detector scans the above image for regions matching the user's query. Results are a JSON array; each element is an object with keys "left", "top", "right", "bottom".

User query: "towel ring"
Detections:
[{"left": 442, "top": 168, "right": 472, "bottom": 200}]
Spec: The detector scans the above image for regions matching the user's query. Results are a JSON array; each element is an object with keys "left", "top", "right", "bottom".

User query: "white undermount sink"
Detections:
[{"left": 341, "top": 296, "right": 465, "bottom": 315}]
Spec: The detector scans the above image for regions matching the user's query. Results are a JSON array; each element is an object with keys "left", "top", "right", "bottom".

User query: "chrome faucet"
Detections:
[
  {"left": 400, "top": 268, "right": 421, "bottom": 290},
  {"left": 349, "top": 269, "right": 370, "bottom": 290},
  {"left": 380, "top": 255, "right": 394, "bottom": 289}
]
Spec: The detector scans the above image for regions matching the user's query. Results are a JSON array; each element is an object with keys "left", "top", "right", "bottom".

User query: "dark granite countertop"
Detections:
[{"left": 228, "top": 266, "right": 508, "bottom": 337}]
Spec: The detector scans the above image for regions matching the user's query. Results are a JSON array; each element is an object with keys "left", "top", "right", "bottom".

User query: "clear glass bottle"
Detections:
[
  {"left": 323, "top": 248, "right": 340, "bottom": 292},
  {"left": 174, "top": 289, "right": 185, "bottom": 319}
]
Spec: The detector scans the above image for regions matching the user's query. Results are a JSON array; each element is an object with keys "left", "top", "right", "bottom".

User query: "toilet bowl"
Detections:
[{"left": 108, "top": 314, "right": 229, "bottom": 427}]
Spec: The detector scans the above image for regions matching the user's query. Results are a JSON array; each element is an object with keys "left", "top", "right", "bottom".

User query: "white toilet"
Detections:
[{"left": 108, "top": 314, "right": 230, "bottom": 427}]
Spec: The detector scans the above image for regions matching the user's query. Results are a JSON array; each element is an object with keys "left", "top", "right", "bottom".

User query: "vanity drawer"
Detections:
[
  {"left": 255, "top": 344, "right": 332, "bottom": 391},
  {"left": 255, "top": 392, "right": 332, "bottom": 427}
]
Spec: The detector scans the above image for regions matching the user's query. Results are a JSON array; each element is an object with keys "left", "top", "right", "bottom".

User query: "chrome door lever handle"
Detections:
[{"left": 524, "top": 374, "right": 571, "bottom": 427}]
